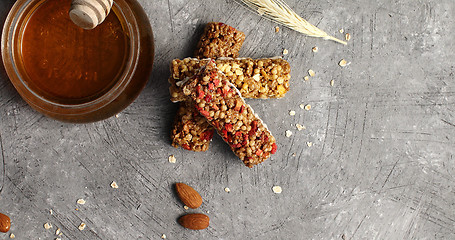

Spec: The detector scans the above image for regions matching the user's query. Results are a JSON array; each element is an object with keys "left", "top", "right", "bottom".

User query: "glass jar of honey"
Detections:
[{"left": 2, "top": 0, "right": 154, "bottom": 123}]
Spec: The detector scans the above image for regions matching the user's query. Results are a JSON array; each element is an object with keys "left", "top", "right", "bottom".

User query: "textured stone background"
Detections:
[{"left": 1, "top": 0, "right": 455, "bottom": 239}]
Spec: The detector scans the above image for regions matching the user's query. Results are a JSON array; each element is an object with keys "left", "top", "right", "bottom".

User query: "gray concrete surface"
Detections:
[{"left": 1, "top": 0, "right": 455, "bottom": 239}]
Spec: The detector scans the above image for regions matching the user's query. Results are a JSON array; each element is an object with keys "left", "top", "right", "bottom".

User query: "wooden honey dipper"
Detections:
[{"left": 69, "top": 0, "right": 114, "bottom": 30}]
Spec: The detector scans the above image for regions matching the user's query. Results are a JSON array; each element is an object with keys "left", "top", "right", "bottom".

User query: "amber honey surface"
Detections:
[{"left": 21, "top": 0, "right": 129, "bottom": 101}]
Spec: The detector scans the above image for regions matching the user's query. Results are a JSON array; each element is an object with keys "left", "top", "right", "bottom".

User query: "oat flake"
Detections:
[
  {"left": 285, "top": 130, "right": 293, "bottom": 138},
  {"left": 272, "top": 186, "right": 282, "bottom": 194},
  {"left": 168, "top": 155, "right": 176, "bottom": 163},
  {"left": 44, "top": 222, "right": 52, "bottom": 230},
  {"left": 78, "top": 222, "right": 86, "bottom": 231},
  {"left": 111, "top": 181, "right": 119, "bottom": 189}
]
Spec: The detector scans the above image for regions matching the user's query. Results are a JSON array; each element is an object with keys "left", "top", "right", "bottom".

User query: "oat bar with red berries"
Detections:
[
  {"left": 169, "top": 57, "right": 290, "bottom": 103},
  {"left": 171, "top": 101, "right": 214, "bottom": 152},
  {"left": 170, "top": 22, "right": 245, "bottom": 152},
  {"left": 181, "top": 60, "right": 277, "bottom": 167},
  {"left": 194, "top": 22, "right": 246, "bottom": 59}
]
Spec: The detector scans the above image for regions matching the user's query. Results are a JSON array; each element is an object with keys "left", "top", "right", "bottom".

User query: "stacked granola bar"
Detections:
[{"left": 169, "top": 22, "right": 289, "bottom": 167}]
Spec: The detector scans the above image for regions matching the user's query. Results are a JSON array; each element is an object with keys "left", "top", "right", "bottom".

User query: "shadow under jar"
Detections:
[{"left": 2, "top": 0, "right": 154, "bottom": 123}]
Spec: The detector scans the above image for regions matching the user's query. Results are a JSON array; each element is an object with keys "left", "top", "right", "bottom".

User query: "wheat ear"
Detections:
[{"left": 236, "top": 0, "right": 347, "bottom": 45}]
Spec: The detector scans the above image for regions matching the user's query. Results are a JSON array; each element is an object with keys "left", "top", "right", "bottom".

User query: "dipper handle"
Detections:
[{"left": 69, "top": 0, "right": 114, "bottom": 30}]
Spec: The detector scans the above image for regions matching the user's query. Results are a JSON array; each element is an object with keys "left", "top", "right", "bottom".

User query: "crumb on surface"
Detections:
[
  {"left": 168, "top": 155, "right": 176, "bottom": 163},
  {"left": 55, "top": 228, "right": 61, "bottom": 235},
  {"left": 308, "top": 69, "right": 315, "bottom": 77},
  {"left": 305, "top": 104, "right": 312, "bottom": 111},
  {"left": 44, "top": 222, "right": 52, "bottom": 230},
  {"left": 183, "top": 206, "right": 189, "bottom": 210},
  {"left": 275, "top": 26, "right": 280, "bottom": 33},
  {"left": 289, "top": 110, "right": 296, "bottom": 116},
  {"left": 77, "top": 199, "right": 86, "bottom": 205},
  {"left": 272, "top": 186, "right": 282, "bottom": 194},
  {"left": 330, "top": 79, "right": 335, "bottom": 86},
  {"left": 339, "top": 59, "right": 347, "bottom": 67},
  {"left": 307, "top": 142, "right": 313, "bottom": 147},
  {"left": 9, "top": 233, "right": 15, "bottom": 239},
  {"left": 339, "top": 28, "right": 344, "bottom": 33},
  {"left": 285, "top": 130, "right": 293, "bottom": 138},
  {"left": 111, "top": 181, "right": 119, "bottom": 189},
  {"left": 304, "top": 76, "right": 309, "bottom": 81},
  {"left": 299, "top": 104, "right": 305, "bottom": 109},
  {"left": 224, "top": 187, "right": 231, "bottom": 193},
  {"left": 78, "top": 222, "right": 86, "bottom": 231},
  {"left": 312, "top": 46, "right": 318, "bottom": 52},
  {"left": 161, "top": 234, "right": 167, "bottom": 239},
  {"left": 283, "top": 49, "right": 288, "bottom": 55},
  {"left": 345, "top": 33, "right": 351, "bottom": 41},
  {"left": 296, "top": 124, "right": 306, "bottom": 131}
]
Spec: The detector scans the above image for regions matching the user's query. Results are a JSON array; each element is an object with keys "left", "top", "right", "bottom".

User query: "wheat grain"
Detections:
[{"left": 237, "top": 0, "right": 347, "bottom": 45}]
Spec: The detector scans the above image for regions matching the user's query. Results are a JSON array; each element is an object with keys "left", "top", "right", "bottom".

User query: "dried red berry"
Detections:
[{"left": 271, "top": 143, "right": 277, "bottom": 154}]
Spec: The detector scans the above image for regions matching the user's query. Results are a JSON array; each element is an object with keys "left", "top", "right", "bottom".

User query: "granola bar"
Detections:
[
  {"left": 171, "top": 22, "right": 245, "bottom": 152},
  {"left": 194, "top": 22, "right": 246, "bottom": 59},
  {"left": 182, "top": 60, "right": 277, "bottom": 167},
  {"left": 169, "top": 57, "right": 291, "bottom": 102},
  {"left": 171, "top": 101, "right": 214, "bottom": 152}
]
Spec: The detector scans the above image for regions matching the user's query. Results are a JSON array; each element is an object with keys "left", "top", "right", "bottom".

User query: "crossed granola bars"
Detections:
[{"left": 170, "top": 22, "right": 289, "bottom": 166}]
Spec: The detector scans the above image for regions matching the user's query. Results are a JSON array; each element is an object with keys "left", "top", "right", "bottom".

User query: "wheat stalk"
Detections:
[{"left": 236, "top": 0, "right": 347, "bottom": 45}]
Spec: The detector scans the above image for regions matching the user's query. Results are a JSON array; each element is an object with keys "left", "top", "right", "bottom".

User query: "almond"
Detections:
[
  {"left": 178, "top": 213, "right": 209, "bottom": 230},
  {"left": 175, "top": 183, "right": 202, "bottom": 209},
  {"left": 0, "top": 212, "right": 11, "bottom": 233}
]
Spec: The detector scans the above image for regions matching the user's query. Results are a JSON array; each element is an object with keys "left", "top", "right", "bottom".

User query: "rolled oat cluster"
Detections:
[{"left": 182, "top": 60, "right": 277, "bottom": 167}]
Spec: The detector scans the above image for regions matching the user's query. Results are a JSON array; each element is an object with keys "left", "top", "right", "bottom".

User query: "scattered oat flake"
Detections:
[
  {"left": 111, "top": 181, "right": 119, "bottom": 189},
  {"left": 339, "top": 59, "right": 347, "bottom": 67},
  {"left": 330, "top": 79, "right": 335, "bottom": 86},
  {"left": 77, "top": 199, "right": 86, "bottom": 205},
  {"left": 307, "top": 142, "right": 313, "bottom": 147},
  {"left": 305, "top": 104, "right": 312, "bottom": 111},
  {"left": 304, "top": 76, "right": 309, "bottom": 81},
  {"left": 296, "top": 124, "right": 306, "bottom": 131},
  {"left": 56, "top": 228, "right": 61, "bottom": 235},
  {"left": 161, "top": 234, "right": 167, "bottom": 239},
  {"left": 289, "top": 110, "right": 296, "bottom": 116},
  {"left": 339, "top": 28, "right": 344, "bottom": 33},
  {"left": 78, "top": 222, "right": 86, "bottom": 231},
  {"left": 44, "top": 222, "right": 52, "bottom": 230},
  {"left": 224, "top": 187, "right": 231, "bottom": 193},
  {"left": 183, "top": 205, "right": 189, "bottom": 210},
  {"left": 168, "top": 155, "right": 176, "bottom": 163},
  {"left": 285, "top": 130, "right": 293, "bottom": 138},
  {"left": 272, "top": 186, "right": 282, "bottom": 194},
  {"left": 275, "top": 26, "right": 280, "bottom": 33},
  {"left": 345, "top": 33, "right": 351, "bottom": 41},
  {"left": 312, "top": 46, "right": 318, "bottom": 52},
  {"left": 10, "top": 233, "right": 15, "bottom": 239},
  {"left": 299, "top": 104, "right": 305, "bottom": 110},
  {"left": 283, "top": 49, "right": 289, "bottom": 55},
  {"left": 308, "top": 69, "right": 315, "bottom": 77}
]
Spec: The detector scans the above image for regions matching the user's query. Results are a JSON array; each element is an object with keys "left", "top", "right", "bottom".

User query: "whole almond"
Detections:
[
  {"left": 0, "top": 212, "right": 11, "bottom": 233},
  {"left": 175, "top": 183, "right": 202, "bottom": 209},
  {"left": 178, "top": 213, "right": 209, "bottom": 230}
]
